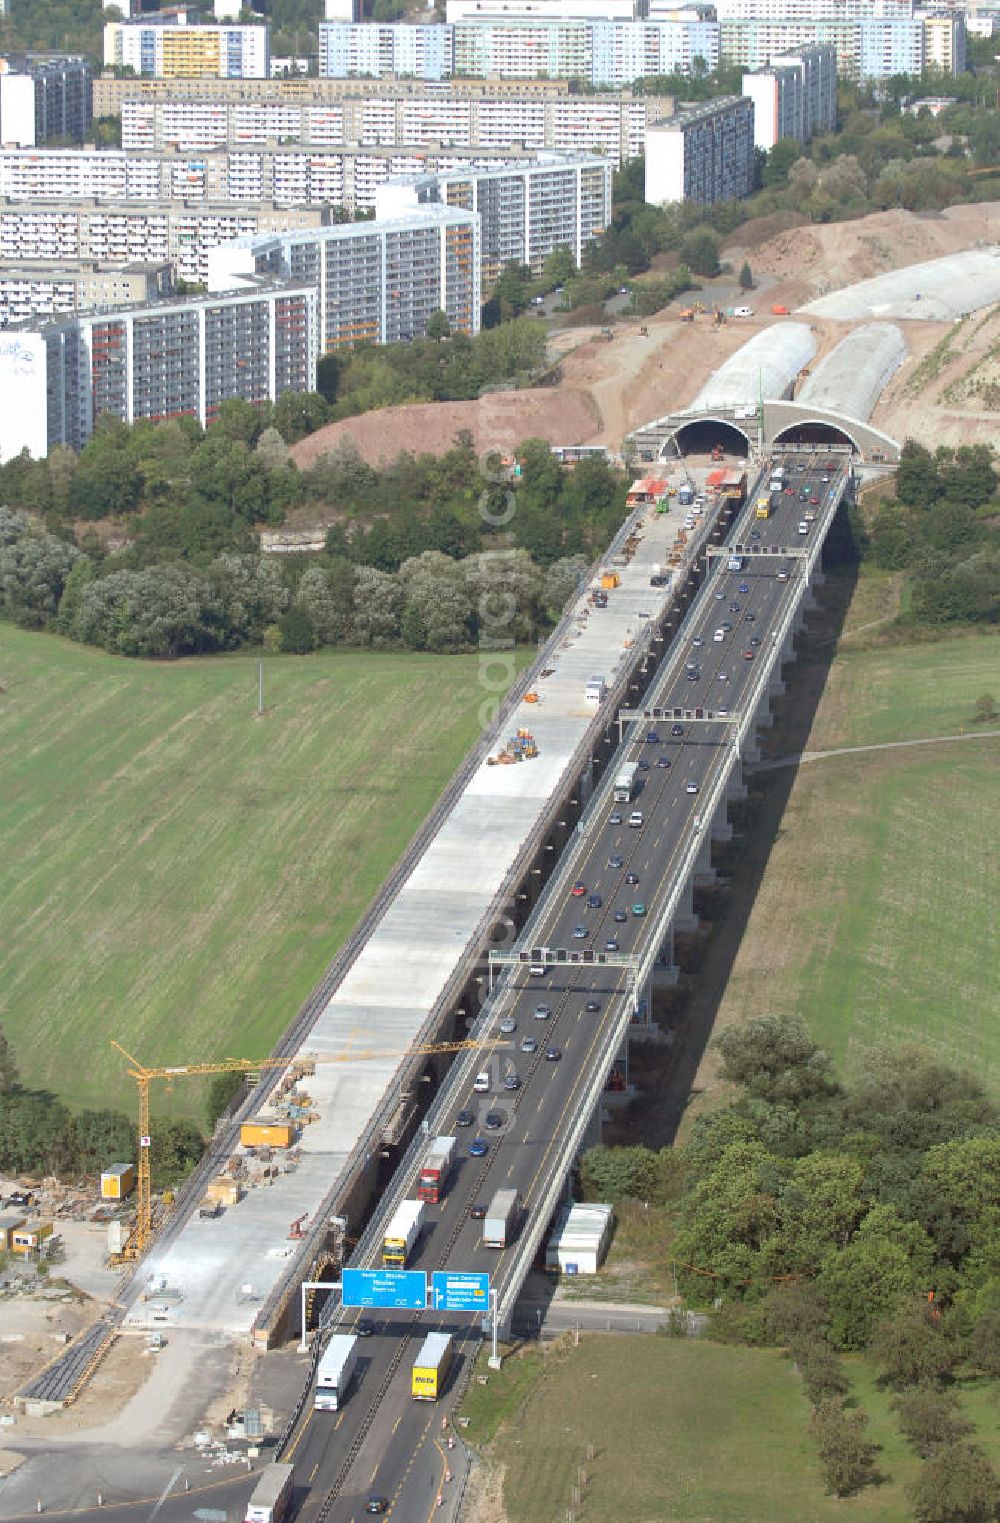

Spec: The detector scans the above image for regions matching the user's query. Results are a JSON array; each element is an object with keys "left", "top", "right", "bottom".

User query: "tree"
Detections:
[
  {"left": 212, "top": 397, "right": 265, "bottom": 448},
  {"left": 209, "top": 553, "right": 289, "bottom": 644},
  {"left": 739, "top": 260, "right": 754, "bottom": 291},
  {"left": 351, "top": 566, "right": 403, "bottom": 647},
  {"left": 714, "top": 1014, "right": 840, "bottom": 1106},
  {"left": 294, "top": 564, "right": 352, "bottom": 646},
  {"left": 762, "top": 138, "right": 801, "bottom": 186},
  {"left": 893, "top": 1388, "right": 974, "bottom": 1458},
  {"left": 907, "top": 1443, "right": 1000, "bottom": 1523},
  {"left": 0, "top": 531, "right": 80, "bottom": 627},
  {"left": 270, "top": 390, "right": 330, "bottom": 444},
  {"left": 872, "top": 1298, "right": 958, "bottom": 1388},
  {"left": 818, "top": 1205, "right": 936, "bottom": 1350},
  {"left": 972, "top": 694, "right": 998, "bottom": 725},
  {"left": 69, "top": 566, "right": 225, "bottom": 658},
  {"left": 542, "top": 244, "right": 576, "bottom": 290},
  {"left": 765, "top": 1283, "right": 831, "bottom": 1349},
  {"left": 797, "top": 1340, "right": 850, "bottom": 1403},
  {"left": 150, "top": 1119, "right": 204, "bottom": 1188},
  {"left": 896, "top": 440, "right": 940, "bottom": 510},
  {"left": 0, "top": 1023, "right": 18, "bottom": 1094},
  {"left": 72, "top": 1110, "right": 136, "bottom": 1174},
  {"left": 810, "top": 1398, "right": 878, "bottom": 1497},
  {"left": 206, "top": 1071, "right": 246, "bottom": 1131},
  {"left": 278, "top": 604, "right": 315, "bottom": 653},
  {"left": 425, "top": 309, "right": 451, "bottom": 342},
  {"left": 255, "top": 426, "right": 290, "bottom": 470},
  {"left": 679, "top": 227, "right": 721, "bottom": 277}
]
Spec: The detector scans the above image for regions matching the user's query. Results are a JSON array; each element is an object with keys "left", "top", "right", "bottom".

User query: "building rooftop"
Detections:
[{"left": 1, "top": 274, "right": 312, "bottom": 333}]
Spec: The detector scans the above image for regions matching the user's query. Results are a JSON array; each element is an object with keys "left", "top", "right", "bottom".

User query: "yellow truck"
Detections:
[
  {"left": 754, "top": 496, "right": 772, "bottom": 520},
  {"left": 411, "top": 1332, "right": 453, "bottom": 1400}
]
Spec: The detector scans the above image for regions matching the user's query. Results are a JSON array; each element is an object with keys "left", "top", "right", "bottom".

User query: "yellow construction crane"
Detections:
[{"left": 111, "top": 1035, "right": 495, "bottom": 1260}]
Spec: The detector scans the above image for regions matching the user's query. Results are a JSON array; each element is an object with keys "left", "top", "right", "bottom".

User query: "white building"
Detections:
[
  {"left": 447, "top": 0, "right": 639, "bottom": 18},
  {"left": 0, "top": 279, "right": 318, "bottom": 462},
  {"left": 104, "top": 19, "right": 270, "bottom": 78},
  {"left": 645, "top": 95, "right": 755, "bottom": 204},
  {"left": 318, "top": 22, "right": 452, "bottom": 79},
  {"left": 714, "top": 0, "right": 913, "bottom": 18},
  {"left": 0, "top": 259, "right": 172, "bottom": 326},
  {"left": 209, "top": 205, "right": 481, "bottom": 351},
  {"left": 858, "top": 16, "right": 925, "bottom": 78},
  {"left": 0, "top": 54, "right": 93, "bottom": 147},
  {"left": 544, "top": 1203, "right": 614, "bottom": 1275},
  {"left": 451, "top": 15, "right": 720, "bottom": 82},
  {"left": 742, "top": 43, "right": 837, "bottom": 150}
]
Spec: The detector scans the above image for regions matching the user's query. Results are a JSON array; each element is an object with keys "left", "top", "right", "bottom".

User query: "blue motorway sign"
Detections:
[
  {"left": 342, "top": 1268, "right": 427, "bottom": 1310},
  {"left": 431, "top": 1270, "right": 490, "bottom": 1312}
]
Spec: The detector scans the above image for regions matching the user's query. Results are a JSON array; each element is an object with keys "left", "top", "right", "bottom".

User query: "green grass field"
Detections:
[
  {"left": 707, "top": 627, "right": 1000, "bottom": 1096},
  {"left": 464, "top": 1337, "right": 994, "bottom": 1523},
  {"left": 0, "top": 627, "right": 520, "bottom": 1117}
]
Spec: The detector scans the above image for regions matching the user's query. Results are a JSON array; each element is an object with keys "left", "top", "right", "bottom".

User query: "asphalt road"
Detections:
[{"left": 276, "top": 452, "right": 846, "bottom": 1523}]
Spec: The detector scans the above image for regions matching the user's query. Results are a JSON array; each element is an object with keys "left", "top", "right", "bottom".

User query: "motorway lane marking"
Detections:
[
  {"left": 393, "top": 1414, "right": 402, "bottom": 1434},
  {"left": 283, "top": 1406, "right": 313, "bottom": 1461},
  {"left": 335, "top": 1410, "right": 345, "bottom": 1429},
  {"left": 310, "top": 1461, "right": 319, "bottom": 1481}
]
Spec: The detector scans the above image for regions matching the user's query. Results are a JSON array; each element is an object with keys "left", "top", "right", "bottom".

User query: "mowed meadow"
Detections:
[{"left": 0, "top": 628, "right": 517, "bottom": 1116}]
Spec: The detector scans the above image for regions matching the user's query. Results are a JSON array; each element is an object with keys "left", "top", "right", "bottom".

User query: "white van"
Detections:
[
  {"left": 733, "top": 305, "right": 754, "bottom": 318},
  {"left": 474, "top": 1071, "right": 490, "bottom": 1093},
  {"left": 628, "top": 810, "right": 644, "bottom": 828}
]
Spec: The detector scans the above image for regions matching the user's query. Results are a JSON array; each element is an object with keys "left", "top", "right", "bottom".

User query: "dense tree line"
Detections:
[
  {"left": 863, "top": 442, "right": 999, "bottom": 626},
  {"left": 0, "top": 422, "right": 628, "bottom": 657},
  {"left": 0, "top": 1024, "right": 203, "bottom": 1187}
]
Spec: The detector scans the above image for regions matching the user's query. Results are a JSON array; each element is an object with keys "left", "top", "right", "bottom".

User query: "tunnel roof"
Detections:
[
  {"left": 795, "top": 323, "right": 907, "bottom": 423},
  {"left": 800, "top": 248, "right": 1000, "bottom": 321},
  {"left": 689, "top": 323, "right": 817, "bottom": 412}
]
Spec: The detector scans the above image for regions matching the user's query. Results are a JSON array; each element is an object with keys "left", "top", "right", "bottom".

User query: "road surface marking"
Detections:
[
  {"left": 310, "top": 1461, "right": 319, "bottom": 1481},
  {"left": 283, "top": 1407, "right": 312, "bottom": 1461},
  {"left": 393, "top": 1414, "right": 402, "bottom": 1434},
  {"left": 335, "top": 1410, "right": 345, "bottom": 1430}
]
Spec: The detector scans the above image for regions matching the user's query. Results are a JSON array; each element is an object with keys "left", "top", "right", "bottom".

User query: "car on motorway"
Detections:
[
  {"left": 713, "top": 629, "right": 725, "bottom": 642},
  {"left": 777, "top": 569, "right": 789, "bottom": 582},
  {"left": 366, "top": 1497, "right": 389, "bottom": 1515},
  {"left": 456, "top": 1108, "right": 475, "bottom": 1127},
  {"left": 796, "top": 461, "right": 807, "bottom": 472},
  {"left": 692, "top": 635, "right": 704, "bottom": 647},
  {"left": 545, "top": 1047, "right": 563, "bottom": 1062},
  {"left": 717, "top": 705, "right": 730, "bottom": 715},
  {"left": 605, "top": 937, "right": 619, "bottom": 951},
  {"left": 686, "top": 780, "right": 699, "bottom": 794},
  {"left": 686, "top": 669, "right": 699, "bottom": 682},
  {"left": 750, "top": 635, "right": 762, "bottom": 647},
  {"left": 658, "top": 754, "right": 671, "bottom": 767},
  {"left": 626, "top": 871, "right": 639, "bottom": 884},
  {"left": 810, "top": 494, "right": 819, "bottom": 505},
  {"left": 628, "top": 810, "right": 643, "bottom": 827},
  {"left": 609, "top": 810, "right": 623, "bottom": 825},
  {"left": 469, "top": 1203, "right": 487, "bottom": 1219},
  {"left": 609, "top": 853, "right": 623, "bottom": 869},
  {"left": 503, "top": 1072, "right": 521, "bottom": 1091},
  {"left": 745, "top": 611, "right": 756, "bottom": 622},
  {"left": 714, "top": 589, "right": 726, "bottom": 600},
  {"left": 357, "top": 1319, "right": 375, "bottom": 1337},
  {"left": 632, "top": 902, "right": 646, "bottom": 917},
  {"left": 571, "top": 880, "right": 586, "bottom": 896},
  {"left": 799, "top": 488, "right": 810, "bottom": 501},
  {"left": 749, "top": 529, "right": 761, "bottom": 540},
  {"left": 520, "top": 1034, "right": 538, "bottom": 1053},
  {"left": 474, "top": 1071, "right": 490, "bottom": 1093},
  {"left": 743, "top": 647, "right": 755, "bottom": 660},
  {"left": 721, "top": 620, "right": 732, "bottom": 632},
  {"left": 729, "top": 601, "right": 740, "bottom": 613},
  {"left": 587, "top": 893, "right": 602, "bottom": 909},
  {"left": 469, "top": 1136, "right": 489, "bottom": 1157},
  {"left": 671, "top": 723, "right": 685, "bottom": 736},
  {"left": 824, "top": 458, "right": 836, "bottom": 470},
  {"left": 646, "top": 730, "right": 660, "bottom": 744},
  {"left": 637, "top": 757, "right": 650, "bottom": 770},
  {"left": 484, "top": 1111, "right": 504, "bottom": 1131},
  {"left": 614, "top": 909, "right": 627, "bottom": 923},
  {"left": 585, "top": 999, "right": 602, "bottom": 1013},
  {"left": 738, "top": 582, "right": 749, "bottom": 594},
  {"left": 498, "top": 1018, "right": 517, "bottom": 1037},
  {"left": 534, "top": 1003, "right": 552, "bottom": 1019},
  {"left": 797, "top": 521, "right": 809, "bottom": 535},
  {"left": 573, "top": 924, "right": 588, "bottom": 939}
]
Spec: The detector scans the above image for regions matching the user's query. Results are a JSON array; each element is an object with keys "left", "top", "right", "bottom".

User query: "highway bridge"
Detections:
[{"left": 276, "top": 447, "right": 850, "bottom": 1520}]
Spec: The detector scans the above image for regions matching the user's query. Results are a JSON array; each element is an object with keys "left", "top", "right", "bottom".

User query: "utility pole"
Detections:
[{"left": 258, "top": 659, "right": 264, "bottom": 717}]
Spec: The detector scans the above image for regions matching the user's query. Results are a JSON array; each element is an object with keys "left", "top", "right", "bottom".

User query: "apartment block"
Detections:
[
  {"left": 375, "top": 153, "right": 612, "bottom": 289},
  {"left": 0, "top": 54, "right": 93, "bottom": 147},
  {"left": 858, "top": 17, "right": 925, "bottom": 77},
  {"left": 449, "top": 16, "right": 720, "bottom": 83},
  {"left": 117, "top": 89, "right": 671, "bottom": 165},
  {"left": 447, "top": 0, "right": 639, "bottom": 17},
  {"left": 104, "top": 19, "right": 270, "bottom": 78},
  {"left": 920, "top": 11, "right": 966, "bottom": 73},
  {"left": 0, "top": 202, "right": 327, "bottom": 286},
  {"left": 645, "top": 95, "right": 755, "bottom": 204},
  {"left": 742, "top": 43, "right": 837, "bottom": 150},
  {"left": 0, "top": 260, "right": 172, "bottom": 326},
  {"left": 0, "top": 279, "right": 317, "bottom": 461},
  {"left": 209, "top": 206, "right": 480, "bottom": 351},
  {"left": 715, "top": 0, "right": 913, "bottom": 18},
  {"left": 319, "top": 22, "right": 452, "bottom": 80}
]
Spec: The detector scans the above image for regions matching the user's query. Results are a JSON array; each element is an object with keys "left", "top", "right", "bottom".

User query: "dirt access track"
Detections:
[{"left": 291, "top": 202, "right": 1000, "bottom": 467}]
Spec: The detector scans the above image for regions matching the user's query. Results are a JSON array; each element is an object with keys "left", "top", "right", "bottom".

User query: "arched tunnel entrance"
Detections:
[
  {"left": 669, "top": 418, "right": 751, "bottom": 459},
  {"left": 773, "top": 420, "right": 858, "bottom": 452}
]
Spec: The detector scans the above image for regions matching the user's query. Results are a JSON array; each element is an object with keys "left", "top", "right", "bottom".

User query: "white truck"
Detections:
[
  {"left": 245, "top": 1463, "right": 294, "bottom": 1523},
  {"left": 314, "top": 1333, "right": 358, "bottom": 1412},
  {"left": 613, "top": 761, "right": 639, "bottom": 802},
  {"left": 483, "top": 1188, "right": 520, "bottom": 1249},
  {"left": 584, "top": 675, "right": 607, "bottom": 705},
  {"left": 382, "top": 1199, "right": 424, "bottom": 1267}
]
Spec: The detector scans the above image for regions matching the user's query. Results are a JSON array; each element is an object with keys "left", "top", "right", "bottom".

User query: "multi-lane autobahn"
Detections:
[{"left": 276, "top": 450, "right": 848, "bottom": 1521}]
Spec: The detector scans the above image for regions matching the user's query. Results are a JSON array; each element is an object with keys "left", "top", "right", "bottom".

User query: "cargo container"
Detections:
[
  {"left": 240, "top": 1119, "right": 295, "bottom": 1149},
  {"left": 417, "top": 1136, "right": 456, "bottom": 1204},
  {"left": 483, "top": 1188, "right": 520, "bottom": 1248},
  {"left": 382, "top": 1199, "right": 424, "bottom": 1267},
  {"left": 315, "top": 1333, "right": 358, "bottom": 1411},
  {"left": 613, "top": 761, "right": 639, "bottom": 802},
  {"left": 100, "top": 1163, "right": 135, "bottom": 1200},
  {"left": 244, "top": 1462, "right": 294, "bottom": 1523},
  {"left": 411, "top": 1331, "right": 453, "bottom": 1400}
]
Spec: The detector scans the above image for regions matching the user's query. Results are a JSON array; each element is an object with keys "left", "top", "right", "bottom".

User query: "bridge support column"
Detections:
[
  {"left": 692, "top": 833, "right": 715, "bottom": 887},
  {"left": 727, "top": 759, "right": 747, "bottom": 802},
  {"left": 671, "top": 876, "right": 698, "bottom": 934}
]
